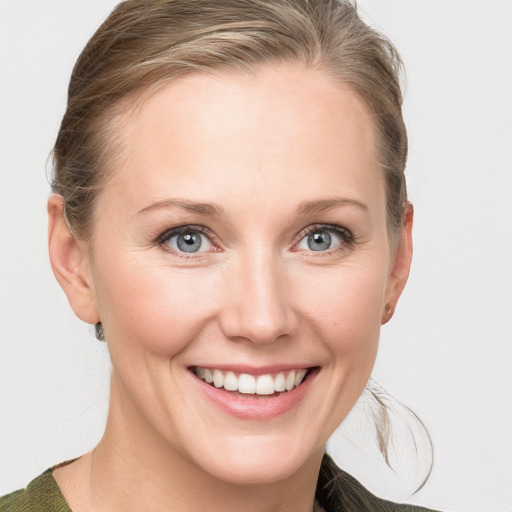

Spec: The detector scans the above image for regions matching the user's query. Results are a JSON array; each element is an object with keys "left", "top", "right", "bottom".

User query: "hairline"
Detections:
[{"left": 80, "top": 59, "right": 405, "bottom": 250}]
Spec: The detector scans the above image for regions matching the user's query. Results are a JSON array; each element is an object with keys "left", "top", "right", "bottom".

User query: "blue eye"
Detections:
[
  {"left": 296, "top": 226, "right": 350, "bottom": 252},
  {"left": 162, "top": 228, "right": 213, "bottom": 254}
]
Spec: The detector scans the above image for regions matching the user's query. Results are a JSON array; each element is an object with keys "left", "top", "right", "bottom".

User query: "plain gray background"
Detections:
[{"left": 1, "top": 1, "right": 511, "bottom": 511}]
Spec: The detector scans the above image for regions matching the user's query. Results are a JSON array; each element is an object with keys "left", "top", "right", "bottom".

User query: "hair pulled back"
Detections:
[{"left": 52, "top": 0, "right": 407, "bottom": 243}]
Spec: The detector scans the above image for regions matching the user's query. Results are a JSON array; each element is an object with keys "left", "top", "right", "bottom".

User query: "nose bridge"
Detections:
[{"left": 220, "top": 244, "right": 296, "bottom": 344}]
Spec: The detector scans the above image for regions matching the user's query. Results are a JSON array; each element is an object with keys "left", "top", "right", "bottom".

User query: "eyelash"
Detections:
[
  {"left": 157, "top": 225, "right": 218, "bottom": 258},
  {"left": 156, "top": 223, "right": 354, "bottom": 257},
  {"left": 294, "top": 223, "right": 354, "bottom": 255}
]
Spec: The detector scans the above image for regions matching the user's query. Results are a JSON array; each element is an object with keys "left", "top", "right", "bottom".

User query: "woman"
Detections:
[{"left": 1, "top": 1, "right": 442, "bottom": 510}]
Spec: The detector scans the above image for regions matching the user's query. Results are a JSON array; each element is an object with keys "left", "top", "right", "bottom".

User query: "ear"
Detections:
[
  {"left": 382, "top": 203, "right": 414, "bottom": 324},
  {"left": 48, "top": 194, "right": 99, "bottom": 325}
]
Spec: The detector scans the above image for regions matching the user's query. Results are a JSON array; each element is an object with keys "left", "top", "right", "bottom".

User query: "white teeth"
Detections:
[
  {"left": 204, "top": 368, "right": 214, "bottom": 384},
  {"left": 285, "top": 370, "right": 296, "bottom": 391},
  {"left": 213, "top": 369, "right": 224, "bottom": 388},
  {"left": 238, "top": 373, "right": 256, "bottom": 394},
  {"left": 295, "top": 369, "right": 307, "bottom": 387},
  {"left": 223, "top": 371, "right": 238, "bottom": 391},
  {"left": 274, "top": 372, "right": 286, "bottom": 392},
  {"left": 256, "top": 375, "right": 275, "bottom": 395},
  {"left": 195, "top": 367, "right": 310, "bottom": 395}
]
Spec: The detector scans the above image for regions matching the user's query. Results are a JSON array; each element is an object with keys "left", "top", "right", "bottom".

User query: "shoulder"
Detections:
[
  {"left": 316, "top": 453, "right": 444, "bottom": 512},
  {"left": 0, "top": 469, "right": 71, "bottom": 512}
]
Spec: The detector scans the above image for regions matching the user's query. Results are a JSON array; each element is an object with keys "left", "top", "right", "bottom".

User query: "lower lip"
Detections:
[{"left": 189, "top": 369, "right": 318, "bottom": 420}]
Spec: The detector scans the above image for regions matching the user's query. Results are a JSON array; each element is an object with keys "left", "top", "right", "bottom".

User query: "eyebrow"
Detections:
[
  {"left": 136, "top": 196, "right": 367, "bottom": 217},
  {"left": 296, "top": 197, "right": 368, "bottom": 215},
  {"left": 136, "top": 199, "right": 225, "bottom": 217}
]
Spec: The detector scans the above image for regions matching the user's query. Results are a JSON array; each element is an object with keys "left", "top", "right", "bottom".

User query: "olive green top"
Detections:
[
  {"left": 0, "top": 468, "right": 70, "bottom": 512},
  {"left": 0, "top": 455, "right": 443, "bottom": 512}
]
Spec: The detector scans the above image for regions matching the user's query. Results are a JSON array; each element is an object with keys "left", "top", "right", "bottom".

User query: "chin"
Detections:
[{"left": 184, "top": 430, "right": 323, "bottom": 486}]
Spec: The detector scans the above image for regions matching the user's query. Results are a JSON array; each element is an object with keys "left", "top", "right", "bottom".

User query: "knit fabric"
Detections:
[{"left": 0, "top": 469, "right": 70, "bottom": 512}]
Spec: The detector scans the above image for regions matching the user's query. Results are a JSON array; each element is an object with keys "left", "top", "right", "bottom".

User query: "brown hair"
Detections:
[
  {"left": 52, "top": 0, "right": 427, "bottom": 503},
  {"left": 52, "top": 0, "right": 407, "bottom": 244}
]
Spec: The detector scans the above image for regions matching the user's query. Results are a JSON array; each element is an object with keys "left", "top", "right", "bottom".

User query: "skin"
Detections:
[{"left": 48, "top": 62, "right": 413, "bottom": 512}]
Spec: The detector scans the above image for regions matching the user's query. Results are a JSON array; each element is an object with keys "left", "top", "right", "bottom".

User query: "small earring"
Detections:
[
  {"left": 95, "top": 322, "right": 105, "bottom": 341},
  {"left": 381, "top": 304, "right": 393, "bottom": 325}
]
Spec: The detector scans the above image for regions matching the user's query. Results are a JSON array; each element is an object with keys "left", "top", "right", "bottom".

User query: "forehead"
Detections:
[{"left": 104, "top": 62, "right": 383, "bottom": 216}]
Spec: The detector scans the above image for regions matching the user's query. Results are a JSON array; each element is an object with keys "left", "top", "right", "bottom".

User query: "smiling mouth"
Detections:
[{"left": 190, "top": 366, "right": 316, "bottom": 396}]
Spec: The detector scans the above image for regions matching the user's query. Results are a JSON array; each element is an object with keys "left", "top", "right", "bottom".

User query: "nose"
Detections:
[{"left": 218, "top": 246, "right": 298, "bottom": 345}]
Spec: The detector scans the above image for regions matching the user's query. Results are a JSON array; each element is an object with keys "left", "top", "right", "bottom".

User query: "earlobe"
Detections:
[
  {"left": 382, "top": 203, "right": 414, "bottom": 324},
  {"left": 381, "top": 303, "right": 393, "bottom": 325},
  {"left": 47, "top": 194, "right": 99, "bottom": 325}
]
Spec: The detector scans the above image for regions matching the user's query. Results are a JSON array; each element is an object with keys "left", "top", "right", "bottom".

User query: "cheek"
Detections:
[
  {"left": 93, "top": 257, "right": 221, "bottom": 356},
  {"left": 294, "top": 263, "right": 387, "bottom": 356},
  {"left": 287, "top": 263, "right": 388, "bottom": 438}
]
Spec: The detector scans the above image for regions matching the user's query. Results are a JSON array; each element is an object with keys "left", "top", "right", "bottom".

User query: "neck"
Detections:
[{"left": 55, "top": 372, "right": 323, "bottom": 512}]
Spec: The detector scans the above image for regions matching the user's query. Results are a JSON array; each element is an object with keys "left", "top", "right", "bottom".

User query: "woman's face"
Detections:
[{"left": 69, "top": 62, "right": 411, "bottom": 484}]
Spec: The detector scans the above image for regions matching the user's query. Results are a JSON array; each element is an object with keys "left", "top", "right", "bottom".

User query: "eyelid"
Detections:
[
  {"left": 157, "top": 225, "right": 220, "bottom": 254},
  {"left": 155, "top": 223, "right": 353, "bottom": 256},
  {"left": 292, "top": 223, "right": 354, "bottom": 252}
]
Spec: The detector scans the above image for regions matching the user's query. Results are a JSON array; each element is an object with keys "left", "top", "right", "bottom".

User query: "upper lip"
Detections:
[{"left": 189, "top": 364, "right": 317, "bottom": 376}]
